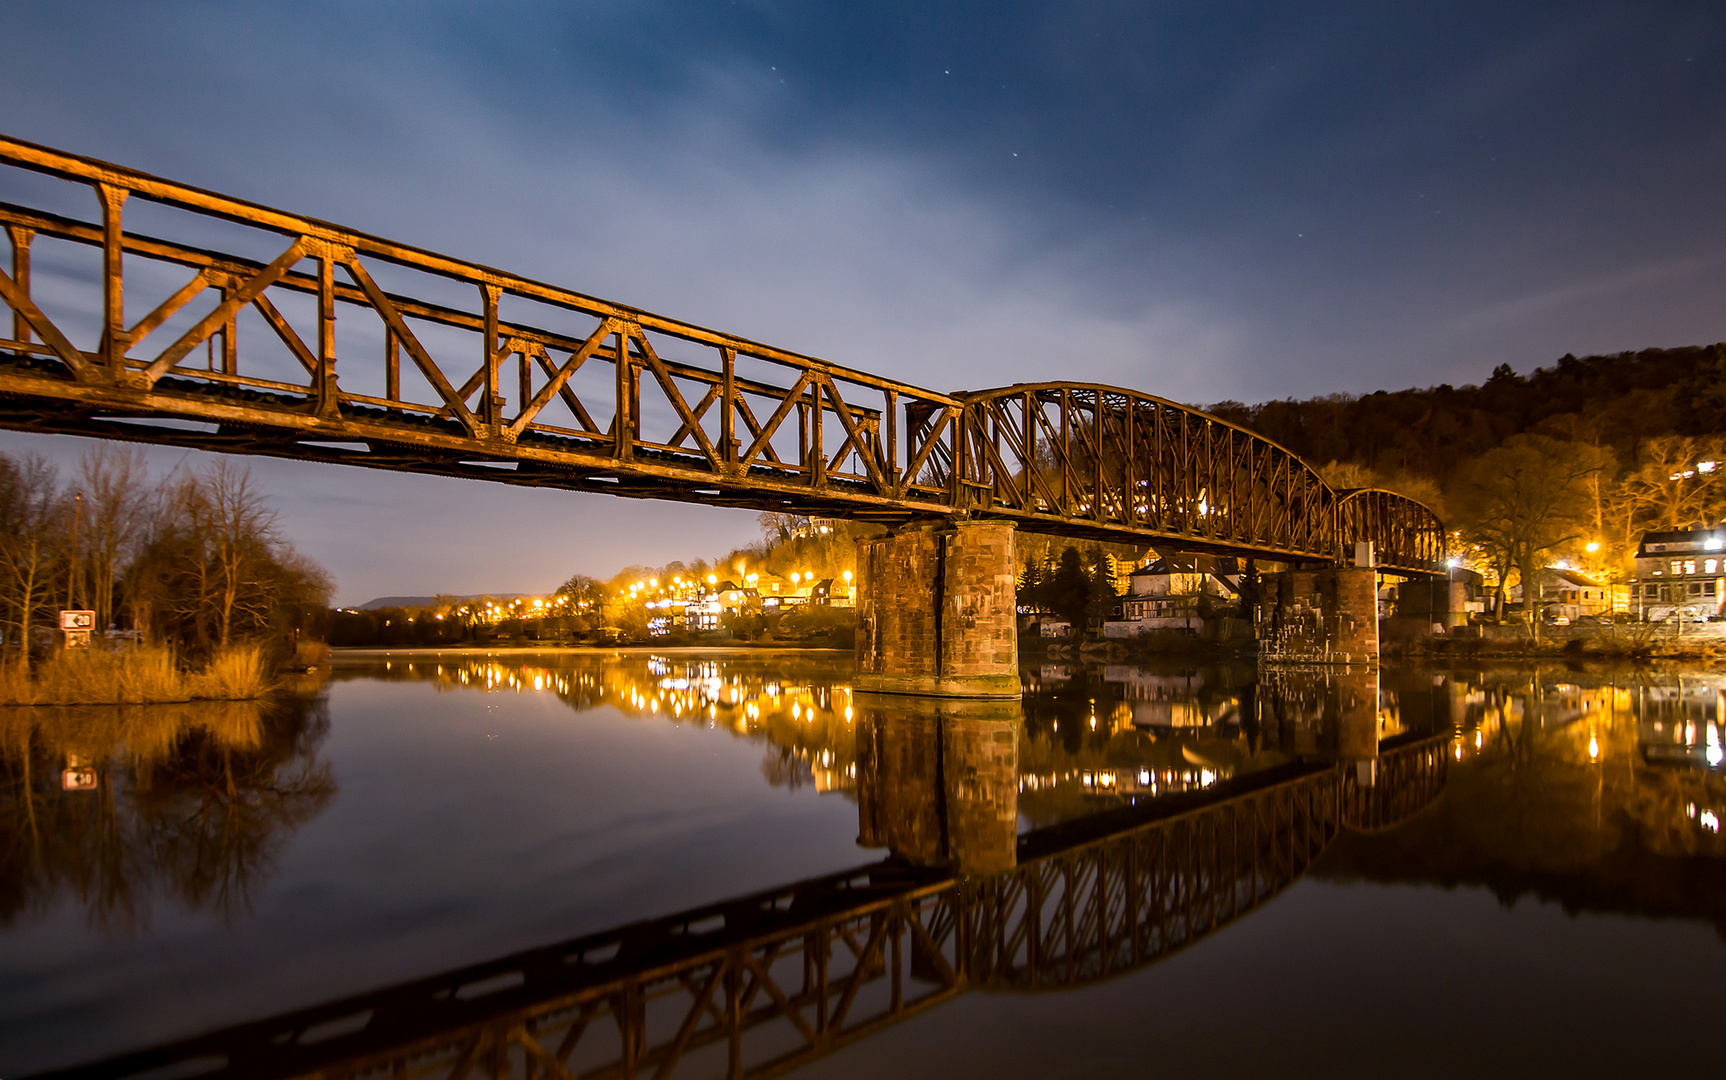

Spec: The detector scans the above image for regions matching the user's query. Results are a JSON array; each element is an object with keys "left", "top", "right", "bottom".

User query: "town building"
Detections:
[
  {"left": 1630, "top": 526, "right": 1726, "bottom": 618},
  {"left": 1510, "top": 567, "right": 1616, "bottom": 622},
  {"left": 1103, "top": 555, "right": 1240, "bottom": 638}
]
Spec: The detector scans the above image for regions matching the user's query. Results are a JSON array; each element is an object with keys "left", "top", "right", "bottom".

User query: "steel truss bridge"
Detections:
[
  {"left": 0, "top": 136, "right": 1442, "bottom": 572},
  {"left": 36, "top": 736, "right": 1449, "bottom": 1080}
]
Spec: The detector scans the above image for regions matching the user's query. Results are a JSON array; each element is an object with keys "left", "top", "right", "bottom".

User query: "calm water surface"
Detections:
[{"left": 1, "top": 651, "right": 1722, "bottom": 1078}]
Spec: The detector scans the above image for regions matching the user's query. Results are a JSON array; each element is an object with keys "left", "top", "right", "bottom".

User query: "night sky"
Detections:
[{"left": 2, "top": 1, "right": 1723, "bottom": 603}]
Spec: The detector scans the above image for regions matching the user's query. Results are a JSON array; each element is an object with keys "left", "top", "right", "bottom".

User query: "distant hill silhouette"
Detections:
[
  {"left": 1205, "top": 343, "right": 1726, "bottom": 484},
  {"left": 356, "top": 594, "right": 525, "bottom": 611}
]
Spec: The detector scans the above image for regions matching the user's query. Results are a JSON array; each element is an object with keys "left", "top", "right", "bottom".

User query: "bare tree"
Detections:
[
  {"left": 1452, "top": 434, "right": 1611, "bottom": 630},
  {"left": 1617, "top": 435, "right": 1725, "bottom": 532},
  {"left": 78, "top": 445, "right": 149, "bottom": 634},
  {"left": 0, "top": 456, "right": 61, "bottom": 672}
]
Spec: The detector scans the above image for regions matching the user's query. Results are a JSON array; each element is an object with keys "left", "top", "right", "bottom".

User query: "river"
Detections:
[{"left": 1, "top": 651, "right": 1722, "bottom": 1078}]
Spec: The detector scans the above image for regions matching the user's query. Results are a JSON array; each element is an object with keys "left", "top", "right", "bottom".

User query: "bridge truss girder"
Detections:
[{"left": 0, "top": 135, "right": 1442, "bottom": 571}]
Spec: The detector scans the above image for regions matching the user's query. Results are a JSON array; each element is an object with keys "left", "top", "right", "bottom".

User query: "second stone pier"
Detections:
[{"left": 854, "top": 521, "right": 1020, "bottom": 698}]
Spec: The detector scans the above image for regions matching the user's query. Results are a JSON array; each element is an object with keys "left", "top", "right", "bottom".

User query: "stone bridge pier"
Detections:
[
  {"left": 854, "top": 521, "right": 1020, "bottom": 698},
  {"left": 1257, "top": 565, "right": 1380, "bottom": 665}
]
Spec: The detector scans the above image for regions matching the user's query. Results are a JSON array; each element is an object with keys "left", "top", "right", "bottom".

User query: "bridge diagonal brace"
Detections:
[
  {"left": 145, "top": 237, "right": 308, "bottom": 382},
  {"left": 528, "top": 348, "right": 603, "bottom": 433},
  {"left": 632, "top": 329, "right": 722, "bottom": 470},
  {"left": 513, "top": 1026, "right": 580, "bottom": 1080},
  {"left": 825, "top": 912, "right": 890, "bottom": 1033},
  {"left": 123, "top": 267, "right": 213, "bottom": 352},
  {"left": 508, "top": 318, "right": 617, "bottom": 440},
  {"left": 733, "top": 394, "right": 786, "bottom": 466},
  {"left": 976, "top": 419, "right": 1024, "bottom": 510},
  {"left": 0, "top": 262, "right": 88, "bottom": 377},
  {"left": 665, "top": 381, "right": 721, "bottom": 451},
  {"left": 817, "top": 376, "right": 890, "bottom": 494},
  {"left": 341, "top": 255, "right": 483, "bottom": 437},
  {"left": 739, "top": 370, "right": 810, "bottom": 470},
  {"left": 739, "top": 950, "right": 818, "bottom": 1048},
  {"left": 995, "top": 401, "right": 1062, "bottom": 512},
  {"left": 902, "top": 405, "right": 957, "bottom": 491},
  {"left": 251, "top": 292, "right": 320, "bottom": 376},
  {"left": 650, "top": 962, "right": 724, "bottom": 1080}
]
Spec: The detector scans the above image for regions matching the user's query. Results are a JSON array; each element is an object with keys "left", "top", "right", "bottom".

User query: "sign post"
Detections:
[{"left": 59, "top": 609, "right": 94, "bottom": 649}]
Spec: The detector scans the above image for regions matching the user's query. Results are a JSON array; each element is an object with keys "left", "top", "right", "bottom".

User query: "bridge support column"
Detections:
[
  {"left": 854, "top": 521, "right": 1019, "bottom": 698},
  {"left": 1257, "top": 567, "right": 1379, "bottom": 665}
]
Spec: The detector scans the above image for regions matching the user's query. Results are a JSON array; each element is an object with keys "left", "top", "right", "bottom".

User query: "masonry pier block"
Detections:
[
  {"left": 854, "top": 521, "right": 1020, "bottom": 698},
  {"left": 1258, "top": 566, "right": 1380, "bottom": 665}
]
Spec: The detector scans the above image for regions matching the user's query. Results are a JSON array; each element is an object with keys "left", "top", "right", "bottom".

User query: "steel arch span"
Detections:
[{"left": 0, "top": 135, "right": 1442, "bottom": 572}]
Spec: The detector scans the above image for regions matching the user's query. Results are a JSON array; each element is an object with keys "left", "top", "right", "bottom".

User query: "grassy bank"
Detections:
[
  {"left": 1386, "top": 635, "right": 1726, "bottom": 665},
  {"left": 0, "top": 643, "right": 272, "bottom": 705}
]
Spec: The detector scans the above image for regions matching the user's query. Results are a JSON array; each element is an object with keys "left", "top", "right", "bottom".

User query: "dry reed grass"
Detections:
[{"left": 0, "top": 643, "right": 272, "bottom": 705}]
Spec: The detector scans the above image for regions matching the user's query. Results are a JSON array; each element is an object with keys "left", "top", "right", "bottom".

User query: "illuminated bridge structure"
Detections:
[
  {"left": 0, "top": 136, "right": 1441, "bottom": 572},
  {"left": 36, "top": 735, "right": 1449, "bottom": 1080}
]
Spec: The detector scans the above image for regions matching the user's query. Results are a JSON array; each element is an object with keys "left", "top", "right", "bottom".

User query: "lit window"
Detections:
[
  {"left": 1673, "top": 560, "right": 1684, "bottom": 575},
  {"left": 1708, "top": 560, "right": 1719, "bottom": 575},
  {"left": 1685, "top": 560, "right": 1697, "bottom": 575}
]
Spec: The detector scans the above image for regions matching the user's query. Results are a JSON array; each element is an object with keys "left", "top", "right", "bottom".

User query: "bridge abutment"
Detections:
[
  {"left": 1258, "top": 566, "right": 1379, "bottom": 665},
  {"left": 854, "top": 521, "right": 1019, "bottom": 698}
]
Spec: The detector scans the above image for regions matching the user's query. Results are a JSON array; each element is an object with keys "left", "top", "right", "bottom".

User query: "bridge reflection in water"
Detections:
[{"left": 37, "top": 662, "right": 1447, "bottom": 1080}]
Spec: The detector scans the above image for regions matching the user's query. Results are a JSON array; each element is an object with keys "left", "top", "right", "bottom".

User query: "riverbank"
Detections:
[
  {"left": 0, "top": 644, "right": 272, "bottom": 705},
  {"left": 332, "top": 643, "right": 852, "bottom": 660},
  {"left": 1388, "top": 621, "right": 1726, "bottom": 665}
]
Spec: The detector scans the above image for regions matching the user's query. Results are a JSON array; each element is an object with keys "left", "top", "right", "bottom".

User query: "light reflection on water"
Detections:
[{"left": 0, "top": 652, "right": 1722, "bottom": 1078}]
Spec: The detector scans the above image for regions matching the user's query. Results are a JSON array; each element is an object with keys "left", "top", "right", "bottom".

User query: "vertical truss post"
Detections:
[
  {"left": 219, "top": 278, "right": 236, "bottom": 376},
  {"left": 317, "top": 251, "right": 338, "bottom": 416},
  {"left": 97, "top": 183, "right": 128, "bottom": 370},
  {"left": 1124, "top": 400, "right": 1136, "bottom": 524},
  {"left": 6, "top": 224, "right": 31, "bottom": 345},
  {"left": 481, "top": 283, "right": 502, "bottom": 431},
  {"left": 615, "top": 326, "right": 634, "bottom": 462},
  {"left": 724, "top": 953, "right": 743, "bottom": 1080},
  {"left": 1059, "top": 388, "right": 1070, "bottom": 513},
  {"left": 518, "top": 349, "right": 531, "bottom": 427},
  {"left": 811, "top": 381, "right": 825, "bottom": 488},
  {"left": 720, "top": 345, "right": 737, "bottom": 465},
  {"left": 1093, "top": 389, "right": 1105, "bottom": 522},
  {"left": 384, "top": 324, "right": 399, "bottom": 400},
  {"left": 885, "top": 389, "right": 899, "bottom": 496}
]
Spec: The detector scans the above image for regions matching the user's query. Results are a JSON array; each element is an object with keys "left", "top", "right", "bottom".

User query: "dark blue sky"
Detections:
[{"left": 3, "top": 1, "right": 1723, "bottom": 601}]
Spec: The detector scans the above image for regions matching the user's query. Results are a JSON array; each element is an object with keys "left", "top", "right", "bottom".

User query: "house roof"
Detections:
[
  {"left": 1636, "top": 527, "right": 1726, "bottom": 558},
  {"left": 1542, "top": 567, "right": 1603, "bottom": 588}
]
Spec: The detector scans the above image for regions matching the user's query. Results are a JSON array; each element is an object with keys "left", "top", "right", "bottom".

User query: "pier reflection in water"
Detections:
[{"left": 6, "top": 654, "right": 1724, "bottom": 1080}]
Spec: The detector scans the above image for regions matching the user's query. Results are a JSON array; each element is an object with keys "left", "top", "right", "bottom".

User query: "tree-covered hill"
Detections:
[{"left": 1205, "top": 344, "right": 1726, "bottom": 488}]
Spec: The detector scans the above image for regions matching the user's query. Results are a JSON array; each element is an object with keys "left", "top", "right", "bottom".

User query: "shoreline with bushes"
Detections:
[{"left": 0, "top": 643, "right": 276, "bottom": 706}]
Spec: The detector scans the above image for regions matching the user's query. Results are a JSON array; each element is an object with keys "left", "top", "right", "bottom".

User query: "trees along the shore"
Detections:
[
  {"left": 0, "top": 449, "right": 330, "bottom": 668},
  {"left": 1452, "top": 434, "right": 1611, "bottom": 629},
  {"left": 1617, "top": 434, "right": 1726, "bottom": 531}
]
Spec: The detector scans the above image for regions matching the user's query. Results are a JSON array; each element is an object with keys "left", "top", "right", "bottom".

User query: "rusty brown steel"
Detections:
[{"left": 0, "top": 135, "right": 1442, "bottom": 569}]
